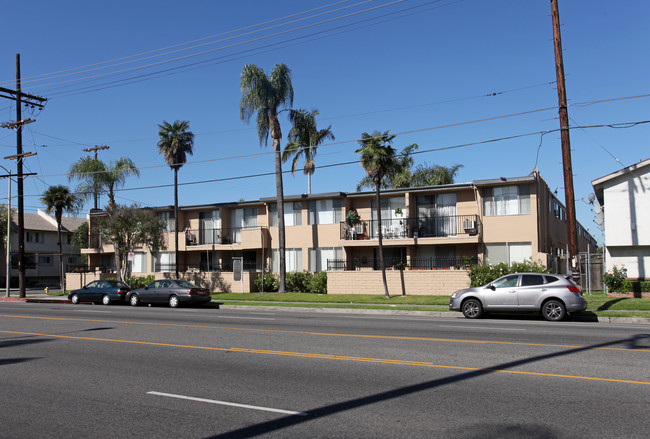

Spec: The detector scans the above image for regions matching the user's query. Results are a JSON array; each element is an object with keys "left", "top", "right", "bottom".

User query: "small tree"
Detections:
[{"left": 97, "top": 204, "right": 166, "bottom": 281}]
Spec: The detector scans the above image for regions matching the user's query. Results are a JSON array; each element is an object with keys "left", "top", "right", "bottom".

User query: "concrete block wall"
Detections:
[{"left": 326, "top": 269, "right": 470, "bottom": 296}]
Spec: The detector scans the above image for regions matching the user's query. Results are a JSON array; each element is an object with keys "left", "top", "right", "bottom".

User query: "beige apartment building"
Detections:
[{"left": 76, "top": 171, "right": 597, "bottom": 295}]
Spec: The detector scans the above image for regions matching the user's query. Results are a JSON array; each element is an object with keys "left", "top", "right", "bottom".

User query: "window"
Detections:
[
  {"left": 230, "top": 208, "right": 258, "bottom": 243},
  {"left": 308, "top": 199, "right": 342, "bottom": 225},
  {"left": 485, "top": 242, "right": 532, "bottom": 265},
  {"left": 483, "top": 185, "right": 531, "bottom": 216},
  {"left": 153, "top": 252, "right": 175, "bottom": 272},
  {"left": 492, "top": 275, "right": 519, "bottom": 288},
  {"left": 271, "top": 248, "right": 302, "bottom": 272},
  {"left": 309, "top": 247, "right": 342, "bottom": 272},
  {"left": 199, "top": 210, "right": 220, "bottom": 244},
  {"left": 68, "top": 256, "right": 79, "bottom": 265},
  {"left": 26, "top": 232, "right": 44, "bottom": 243},
  {"left": 269, "top": 202, "right": 302, "bottom": 227},
  {"left": 416, "top": 193, "right": 457, "bottom": 236},
  {"left": 521, "top": 274, "right": 545, "bottom": 286},
  {"left": 37, "top": 256, "right": 51, "bottom": 265},
  {"left": 158, "top": 211, "right": 175, "bottom": 232},
  {"left": 129, "top": 252, "right": 147, "bottom": 273}
]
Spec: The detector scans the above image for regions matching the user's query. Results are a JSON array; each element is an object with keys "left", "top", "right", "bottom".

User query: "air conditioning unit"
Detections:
[{"left": 462, "top": 220, "right": 476, "bottom": 230}]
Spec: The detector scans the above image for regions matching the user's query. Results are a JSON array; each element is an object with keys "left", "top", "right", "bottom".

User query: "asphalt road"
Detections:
[{"left": 1, "top": 301, "right": 648, "bottom": 438}]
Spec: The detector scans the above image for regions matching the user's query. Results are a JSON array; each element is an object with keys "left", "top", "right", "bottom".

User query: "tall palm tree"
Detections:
[
  {"left": 411, "top": 163, "right": 463, "bottom": 186},
  {"left": 157, "top": 120, "right": 194, "bottom": 278},
  {"left": 240, "top": 63, "right": 293, "bottom": 292},
  {"left": 282, "top": 108, "right": 334, "bottom": 194},
  {"left": 356, "top": 130, "right": 397, "bottom": 299},
  {"left": 41, "top": 185, "right": 81, "bottom": 292}
]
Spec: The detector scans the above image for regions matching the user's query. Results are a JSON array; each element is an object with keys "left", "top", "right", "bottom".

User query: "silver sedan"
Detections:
[
  {"left": 449, "top": 272, "right": 587, "bottom": 321},
  {"left": 126, "top": 279, "right": 212, "bottom": 308}
]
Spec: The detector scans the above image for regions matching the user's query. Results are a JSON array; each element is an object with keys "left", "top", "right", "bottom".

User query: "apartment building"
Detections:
[
  {"left": 4, "top": 209, "right": 86, "bottom": 287},
  {"left": 77, "top": 171, "right": 597, "bottom": 294}
]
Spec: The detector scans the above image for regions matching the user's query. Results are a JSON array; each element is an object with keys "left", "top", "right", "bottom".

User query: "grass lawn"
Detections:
[{"left": 213, "top": 292, "right": 450, "bottom": 306}]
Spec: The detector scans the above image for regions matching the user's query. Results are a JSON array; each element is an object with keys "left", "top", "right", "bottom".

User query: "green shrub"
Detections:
[
  {"left": 126, "top": 275, "right": 155, "bottom": 289},
  {"left": 286, "top": 271, "right": 311, "bottom": 293},
  {"left": 602, "top": 265, "right": 627, "bottom": 292},
  {"left": 619, "top": 280, "right": 650, "bottom": 293},
  {"left": 254, "top": 273, "right": 279, "bottom": 292},
  {"left": 307, "top": 271, "right": 327, "bottom": 294},
  {"left": 468, "top": 260, "right": 548, "bottom": 287}
]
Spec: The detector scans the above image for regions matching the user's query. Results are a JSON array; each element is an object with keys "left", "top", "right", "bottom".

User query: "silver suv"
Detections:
[{"left": 449, "top": 273, "right": 587, "bottom": 321}]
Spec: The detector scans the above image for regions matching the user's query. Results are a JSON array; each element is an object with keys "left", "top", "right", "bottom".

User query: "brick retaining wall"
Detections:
[{"left": 327, "top": 269, "right": 470, "bottom": 296}]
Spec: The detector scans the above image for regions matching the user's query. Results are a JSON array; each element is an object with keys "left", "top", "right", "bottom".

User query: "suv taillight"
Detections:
[{"left": 567, "top": 285, "right": 582, "bottom": 294}]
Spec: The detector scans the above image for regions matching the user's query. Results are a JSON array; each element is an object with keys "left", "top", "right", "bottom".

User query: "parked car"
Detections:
[
  {"left": 449, "top": 272, "right": 587, "bottom": 321},
  {"left": 68, "top": 280, "right": 131, "bottom": 305},
  {"left": 126, "top": 279, "right": 212, "bottom": 308}
]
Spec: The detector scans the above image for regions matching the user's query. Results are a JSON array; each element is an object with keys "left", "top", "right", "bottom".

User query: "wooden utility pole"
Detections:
[
  {"left": 82, "top": 145, "right": 110, "bottom": 209},
  {"left": 0, "top": 54, "right": 46, "bottom": 298},
  {"left": 550, "top": 0, "right": 578, "bottom": 271}
]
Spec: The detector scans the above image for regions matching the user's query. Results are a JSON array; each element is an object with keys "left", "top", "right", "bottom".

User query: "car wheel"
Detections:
[
  {"left": 462, "top": 299, "right": 483, "bottom": 319},
  {"left": 70, "top": 294, "right": 80, "bottom": 305},
  {"left": 102, "top": 294, "right": 111, "bottom": 305},
  {"left": 542, "top": 299, "right": 566, "bottom": 321},
  {"left": 169, "top": 295, "right": 179, "bottom": 308},
  {"left": 130, "top": 294, "right": 140, "bottom": 307}
]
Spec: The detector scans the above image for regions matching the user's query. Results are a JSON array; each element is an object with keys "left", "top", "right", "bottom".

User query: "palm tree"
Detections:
[
  {"left": 157, "top": 120, "right": 194, "bottom": 278},
  {"left": 68, "top": 156, "right": 106, "bottom": 209},
  {"left": 356, "top": 143, "right": 418, "bottom": 191},
  {"left": 411, "top": 163, "right": 463, "bottom": 186},
  {"left": 283, "top": 108, "right": 334, "bottom": 194},
  {"left": 41, "top": 185, "right": 81, "bottom": 292},
  {"left": 355, "top": 130, "right": 397, "bottom": 299},
  {"left": 240, "top": 63, "right": 293, "bottom": 292},
  {"left": 103, "top": 158, "right": 140, "bottom": 206},
  {"left": 68, "top": 156, "right": 141, "bottom": 208}
]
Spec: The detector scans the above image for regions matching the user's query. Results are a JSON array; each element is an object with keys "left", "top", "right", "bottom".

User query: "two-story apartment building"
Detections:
[
  {"left": 3, "top": 209, "right": 86, "bottom": 287},
  {"left": 77, "top": 171, "right": 596, "bottom": 294}
]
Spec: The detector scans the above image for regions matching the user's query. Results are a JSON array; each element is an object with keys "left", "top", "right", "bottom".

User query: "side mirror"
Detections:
[{"left": 485, "top": 285, "right": 495, "bottom": 291}]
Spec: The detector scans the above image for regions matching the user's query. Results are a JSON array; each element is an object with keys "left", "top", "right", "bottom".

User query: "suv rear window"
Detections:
[{"left": 544, "top": 275, "right": 559, "bottom": 284}]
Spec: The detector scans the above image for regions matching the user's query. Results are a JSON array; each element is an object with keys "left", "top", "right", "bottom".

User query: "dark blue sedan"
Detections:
[{"left": 68, "top": 280, "right": 131, "bottom": 305}]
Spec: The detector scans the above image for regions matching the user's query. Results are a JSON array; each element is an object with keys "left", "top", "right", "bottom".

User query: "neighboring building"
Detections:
[
  {"left": 77, "top": 171, "right": 596, "bottom": 295},
  {"left": 3, "top": 209, "right": 87, "bottom": 287},
  {"left": 592, "top": 158, "right": 650, "bottom": 281}
]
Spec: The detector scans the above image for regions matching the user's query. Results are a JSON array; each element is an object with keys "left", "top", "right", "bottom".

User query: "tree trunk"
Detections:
[
  {"left": 57, "top": 221, "right": 64, "bottom": 292},
  {"left": 376, "top": 185, "right": 390, "bottom": 298},
  {"left": 174, "top": 167, "right": 179, "bottom": 278},
  {"left": 273, "top": 135, "right": 286, "bottom": 293}
]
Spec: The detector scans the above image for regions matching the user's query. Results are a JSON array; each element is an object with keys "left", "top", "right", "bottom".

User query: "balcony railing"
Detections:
[
  {"left": 185, "top": 226, "right": 255, "bottom": 246},
  {"left": 154, "top": 262, "right": 261, "bottom": 273},
  {"left": 327, "top": 256, "right": 479, "bottom": 271},
  {"left": 340, "top": 215, "right": 481, "bottom": 240}
]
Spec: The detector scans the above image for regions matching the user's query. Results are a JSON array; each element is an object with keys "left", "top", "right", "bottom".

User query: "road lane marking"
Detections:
[
  {"left": 216, "top": 316, "right": 276, "bottom": 320},
  {"left": 1, "top": 314, "right": 648, "bottom": 352},
  {"left": 438, "top": 325, "right": 527, "bottom": 331},
  {"left": 147, "top": 391, "right": 307, "bottom": 416},
  {"left": 2, "top": 329, "right": 650, "bottom": 386}
]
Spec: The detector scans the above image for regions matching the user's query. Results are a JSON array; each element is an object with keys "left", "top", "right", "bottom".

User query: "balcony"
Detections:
[
  {"left": 185, "top": 227, "right": 255, "bottom": 246},
  {"left": 340, "top": 215, "right": 481, "bottom": 240}
]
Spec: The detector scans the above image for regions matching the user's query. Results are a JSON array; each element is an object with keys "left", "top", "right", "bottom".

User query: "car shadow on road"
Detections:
[{"left": 205, "top": 333, "right": 649, "bottom": 438}]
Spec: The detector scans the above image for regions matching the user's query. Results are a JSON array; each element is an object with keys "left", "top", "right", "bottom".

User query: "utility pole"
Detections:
[
  {"left": 0, "top": 54, "right": 47, "bottom": 298},
  {"left": 550, "top": 0, "right": 578, "bottom": 273},
  {"left": 82, "top": 145, "right": 110, "bottom": 209}
]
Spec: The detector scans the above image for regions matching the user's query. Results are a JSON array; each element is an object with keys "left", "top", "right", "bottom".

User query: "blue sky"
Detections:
[{"left": 1, "top": 0, "right": 649, "bottom": 245}]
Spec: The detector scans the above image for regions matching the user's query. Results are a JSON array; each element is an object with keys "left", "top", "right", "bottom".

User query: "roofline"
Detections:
[{"left": 591, "top": 158, "right": 650, "bottom": 205}]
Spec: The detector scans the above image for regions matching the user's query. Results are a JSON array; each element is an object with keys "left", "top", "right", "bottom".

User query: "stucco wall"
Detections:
[{"left": 327, "top": 270, "right": 470, "bottom": 296}]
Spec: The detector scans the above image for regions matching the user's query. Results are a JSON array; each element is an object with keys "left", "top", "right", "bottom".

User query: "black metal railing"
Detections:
[
  {"left": 327, "top": 256, "right": 479, "bottom": 271},
  {"left": 185, "top": 226, "right": 256, "bottom": 246},
  {"left": 154, "top": 262, "right": 261, "bottom": 273},
  {"left": 340, "top": 215, "right": 480, "bottom": 240}
]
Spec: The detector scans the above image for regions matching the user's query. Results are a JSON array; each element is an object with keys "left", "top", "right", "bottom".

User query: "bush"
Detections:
[
  {"left": 126, "top": 275, "right": 155, "bottom": 289},
  {"left": 254, "top": 273, "right": 279, "bottom": 292},
  {"left": 468, "top": 260, "right": 548, "bottom": 287},
  {"left": 602, "top": 265, "right": 627, "bottom": 292},
  {"left": 286, "top": 271, "right": 311, "bottom": 293},
  {"left": 307, "top": 271, "right": 327, "bottom": 294}
]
